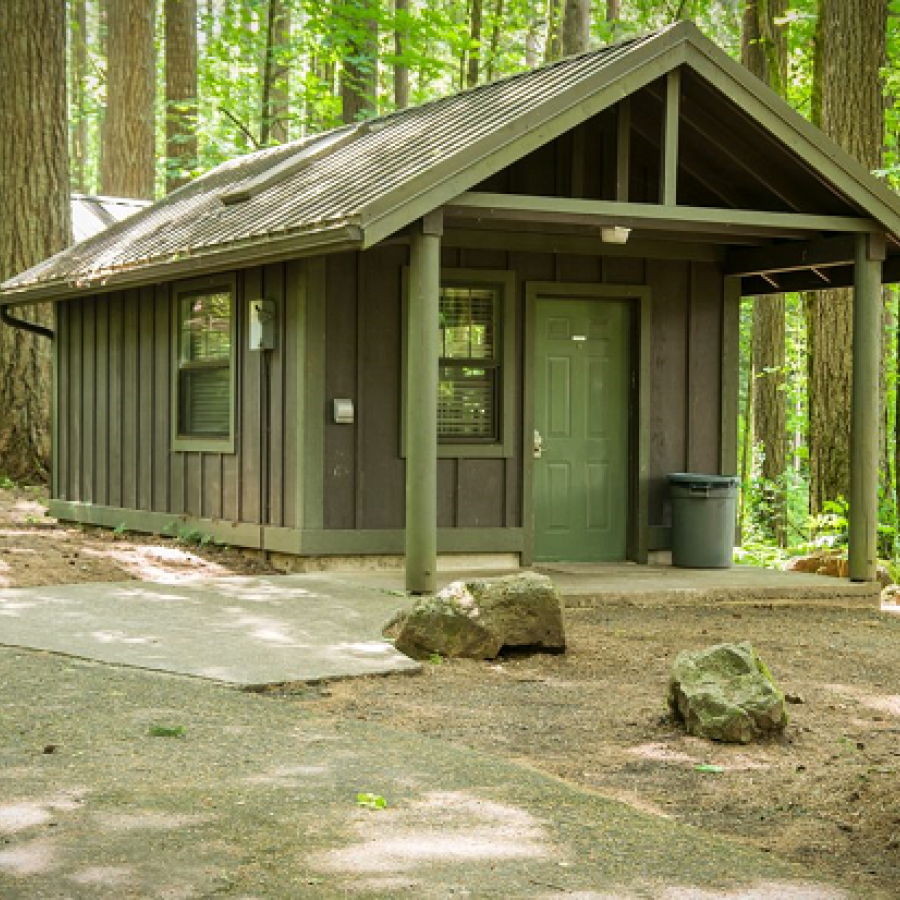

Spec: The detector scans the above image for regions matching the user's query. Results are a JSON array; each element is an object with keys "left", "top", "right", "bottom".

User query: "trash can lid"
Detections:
[{"left": 668, "top": 472, "right": 740, "bottom": 489}]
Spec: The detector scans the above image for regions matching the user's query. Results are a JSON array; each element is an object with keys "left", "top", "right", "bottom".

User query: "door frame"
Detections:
[{"left": 522, "top": 282, "right": 652, "bottom": 566}]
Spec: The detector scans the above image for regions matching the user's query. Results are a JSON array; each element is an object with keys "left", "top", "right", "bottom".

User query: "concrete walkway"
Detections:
[
  {"left": 0, "top": 575, "right": 419, "bottom": 688},
  {"left": 0, "top": 565, "right": 880, "bottom": 689},
  {"left": 0, "top": 645, "right": 867, "bottom": 900}
]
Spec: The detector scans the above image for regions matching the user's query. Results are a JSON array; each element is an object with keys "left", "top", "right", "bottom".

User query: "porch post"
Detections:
[
  {"left": 406, "top": 212, "right": 442, "bottom": 593},
  {"left": 849, "top": 232, "right": 884, "bottom": 582}
]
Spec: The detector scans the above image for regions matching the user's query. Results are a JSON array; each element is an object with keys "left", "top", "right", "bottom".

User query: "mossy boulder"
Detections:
[
  {"left": 391, "top": 572, "right": 566, "bottom": 660},
  {"left": 668, "top": 642, "right": 787, "bottom": 744}
]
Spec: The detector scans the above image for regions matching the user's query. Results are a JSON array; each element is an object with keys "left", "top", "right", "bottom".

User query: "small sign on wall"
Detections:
[{"left": 249, "top": 299, "right": 276, "bottom": 350}]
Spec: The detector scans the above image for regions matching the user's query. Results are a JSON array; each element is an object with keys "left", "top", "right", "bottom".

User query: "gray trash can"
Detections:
[{"left": 668, "top": 473, "right": 740, "bottom": 569}]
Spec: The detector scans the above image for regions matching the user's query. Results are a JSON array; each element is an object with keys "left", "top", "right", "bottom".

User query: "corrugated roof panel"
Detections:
[{"left": 3, "top": 30, "right": 659, "bottom": 294}]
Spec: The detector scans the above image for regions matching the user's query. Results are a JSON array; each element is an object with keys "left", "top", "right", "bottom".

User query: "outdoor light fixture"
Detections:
[{"left": 600, "top": 226, "right": 632, "bottom": 244}]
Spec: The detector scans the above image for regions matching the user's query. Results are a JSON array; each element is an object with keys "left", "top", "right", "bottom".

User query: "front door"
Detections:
[{"left": 533, "top": 298, "right": 629, "bottom": 561}]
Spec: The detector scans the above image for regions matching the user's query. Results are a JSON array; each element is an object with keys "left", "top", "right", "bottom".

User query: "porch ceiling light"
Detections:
[{"left": 601, "top": 226, "right": 631, "bottom": 245}]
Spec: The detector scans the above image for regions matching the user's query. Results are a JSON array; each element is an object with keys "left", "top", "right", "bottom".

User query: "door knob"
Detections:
[{"left": 533, "top": 429, "right": 543, "bottom": 459}]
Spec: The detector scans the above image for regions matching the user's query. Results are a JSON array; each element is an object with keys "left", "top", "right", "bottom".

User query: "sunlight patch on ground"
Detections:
[
  {"left": 662, "top": 884, "right": 849, "bottom": 899},
  {"left": 245, "top": 764, "right": 331, "bottom": 786},
  {"left": 0, "top": 792, "right": 86, "bottom": 836},
  {"left": 91, "top": 630, "right": 160, "bottom": 646},
  {"left": 68, "top": 865, "right": 133, "bottom": 886},
  {"left": 317, "top": 791, "right": 551, "bottom": 875},
  {"left": 94, "top": 544, "right": 233, "bottom": 584},
  {"left": 627, "top": 743, "right": 697, "bottom": 764},
  {"left": 824, "top": 683, "right": 900, "bottom": 717},
  {"left": 0, "top": 838, "right": 57, "bottom": 876}
]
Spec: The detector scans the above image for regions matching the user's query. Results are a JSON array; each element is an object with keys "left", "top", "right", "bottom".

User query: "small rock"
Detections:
[
  {"left": 391, "top": 572, "right": 566, "bottom": 661},
  {"left": 668, "top": 642, "right": 788, "bottom": 744},
  {"left": 785, "top": 692, "right": 805, "bottom": 705}
]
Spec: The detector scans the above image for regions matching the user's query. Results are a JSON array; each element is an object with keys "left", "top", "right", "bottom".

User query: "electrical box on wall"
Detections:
[
  {"left": 249, "top": 299, "right": 276, "bottom": 350},
  {"left": 333, "top": 399, "right": 354, "bottom": 424}
]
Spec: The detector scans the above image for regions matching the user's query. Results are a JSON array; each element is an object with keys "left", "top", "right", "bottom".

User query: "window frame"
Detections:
[
  {"left": 402, "top": 268, "right": 516, "bottom": 459},
  {"left": 170, "top": 273, "right": 238, "bottom": 454}
]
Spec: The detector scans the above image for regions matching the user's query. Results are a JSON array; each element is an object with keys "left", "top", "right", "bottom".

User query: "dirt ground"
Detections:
[
  {"left": 0, "top": 485, "right": 277, "bottom": 588},
  {"left": 2, "top": 484, "right": 899, "bottom": 896}
]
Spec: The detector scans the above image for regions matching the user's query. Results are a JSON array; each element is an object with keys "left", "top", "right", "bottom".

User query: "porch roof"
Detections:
[{"left": 3, "top": 20, "right": 900, "bottom": 305}]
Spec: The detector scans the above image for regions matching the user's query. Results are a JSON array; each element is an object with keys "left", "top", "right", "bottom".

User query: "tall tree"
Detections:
[
  {"left": 562, "top": 0, "right": 591, "bottom": 55},
  {"left": 807, "top": 0, "right": 886, "bottom": 514},
  {"left": 70, "top": 0, "right": 90, "bottom": 193},
  {"left": 393, "top": 0, "right": 410, "bottom": 108},
  {"left": 545, "top": 0, "right": 562, "bottom": 61},
  {"left": 0, "top": 0, "right": 70, "bottom": 480},
  {"left": 466, "top": 0, "right": 484, "bottom": 88},
  {"left": 742, "top": 0, "right": 788, "bottom": 543},
  {"left": 339, "top": 1, "right": 379, "bottom": 124},
  {"left": 165, "top": 0, "right": 198, "bottom": 192},
  {"left": 101, "top": 0, "right": 156, "bottom": 198},
  {"left": 261, "top": 0, "right": 291, "bottom": 145}
]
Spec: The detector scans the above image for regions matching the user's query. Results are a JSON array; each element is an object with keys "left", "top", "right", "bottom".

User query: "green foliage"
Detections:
[
  {"left": 356, "top": 791, "right": 387, "bottom": 809},
  {"left": 148, "top": 723, "right": 186, "bottom": 738}
]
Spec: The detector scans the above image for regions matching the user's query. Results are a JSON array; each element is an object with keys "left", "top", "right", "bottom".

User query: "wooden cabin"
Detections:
[{"left": 3, "top": 21, "right": 899, "bottom": 591}]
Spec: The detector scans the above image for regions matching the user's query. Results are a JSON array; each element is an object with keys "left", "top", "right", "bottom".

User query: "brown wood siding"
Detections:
[
  {"left": 322, "top": 246, "right": 722, "bottom": 535},
  {"left": 55, "top": 263, "right": 300, "bottom": 530}
]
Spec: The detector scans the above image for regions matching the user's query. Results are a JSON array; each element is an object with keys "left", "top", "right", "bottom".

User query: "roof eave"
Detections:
[{"left": 0, "top": 223, "right": 364, "bottom": 306}]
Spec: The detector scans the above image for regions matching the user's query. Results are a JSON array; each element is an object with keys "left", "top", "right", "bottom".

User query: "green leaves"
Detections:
[{"left": 356, "top": 792, "right": 388, "bottom": 809}]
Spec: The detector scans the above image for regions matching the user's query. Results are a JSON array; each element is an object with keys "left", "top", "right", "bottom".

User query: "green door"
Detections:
[{"left": 533, "top": 298, "right": 629, "bottom": 562}]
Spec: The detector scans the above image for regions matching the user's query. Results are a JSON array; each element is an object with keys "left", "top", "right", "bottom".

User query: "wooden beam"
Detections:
[
  {"left": 741, "top": 253, "right": 900, "bottom": 295},
  {"left": 446, "top": 192, "right": 881, "bottom": 238},
  {"left": 849, "top": 233, "right": 883, "bottom": 581},
  {"left": 406, "top": 213, "right": 442, "bottom": 593},
  {"left": 661, "top": 69, "right": 680, "bottom": 206},
  {"left": 616, "top": 98, "right": 631, "bottom": 202},
  {"left": 725, "top": 235, "right": 857, "bottom": 277}
]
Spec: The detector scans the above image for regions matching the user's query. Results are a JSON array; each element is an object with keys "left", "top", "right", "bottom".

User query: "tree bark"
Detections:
[
  {"left": 70, "top": 0, "right": 90, "bottom": 193},
  {"left": 606, "top": 0, "right": 620, "bottom": 20},
  {"left": 101, "top": 0, "right": 156, "bottom": 199},
  {"left": 807, "top": 0, "right": 886, "bottom": 514},
  {"left": 562, "top": 0, "right": 591, "bottom": 56},
  {"left": 0, "top": 0, "right": 70, "bottom": 481},
  {"left": 466, "top": 0, "right": 484, "bottom": 88},
  {"left": 261, "top": 0, "right": 291, "bottom": 145},
  {"left": 165, "top": 0, "right": 198, "bottom": 192},
  {"left": 393, "top": 0, "right": 409, "bottom": 109},
  {"left": 340, "top": 1, "right": 378, "bottom": 124},
  {"left": 545, "top": 0, "right": 562, "bottom": 62},
  {"left": 484, "top": 0, "right": 504, "bottom": 82},
  {"left": 742, "top": 0, "right": 788, "bottom": 543}
]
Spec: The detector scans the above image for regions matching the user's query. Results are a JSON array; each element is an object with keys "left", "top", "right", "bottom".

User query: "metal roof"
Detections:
[
  {"left": 4, "top": 20, "right": 900, "bottom": 304},
  {"left": 71, "top": 194, "right": 149, "bottom": 243}
]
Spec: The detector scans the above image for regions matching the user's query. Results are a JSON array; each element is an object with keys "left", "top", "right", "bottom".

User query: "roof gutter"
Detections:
[{"left": 0, "top": 303, "right": 54, "bottom": 340}]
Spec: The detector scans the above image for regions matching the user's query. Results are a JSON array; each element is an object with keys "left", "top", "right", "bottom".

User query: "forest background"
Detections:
[{"left": 0, "top": 0, "right": 897, "bottom": 570}]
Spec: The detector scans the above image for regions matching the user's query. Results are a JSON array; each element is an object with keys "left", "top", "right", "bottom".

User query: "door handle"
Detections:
[{"left": 533, "top": 429, "right": 543, "bottom": 459}]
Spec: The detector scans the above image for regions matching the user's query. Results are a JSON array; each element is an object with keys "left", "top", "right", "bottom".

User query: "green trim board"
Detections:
[
  {"left": 522, "top": 282, "right": 651, "bottom": 566},
  {"left": 47, "top": 499, "right": 523, "bottom": 556},
  {"left": 447, "top": 193, "right": 881, "bottom": 238},
  {"left": 720, "top": 276, "right": 741, "bottom": 476},
  {"left": 401, "top": 267, "right": 517, "bottom": 459},
  {"left": 286, "top": 258, "right": 307, "bottom": 532},
  {"left": 170, "top": 273, "right": 238, "bottom": 454}
]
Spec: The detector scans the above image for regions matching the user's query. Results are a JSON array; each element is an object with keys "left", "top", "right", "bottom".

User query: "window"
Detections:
[
  {"left": 173, "top": 278, "right": 235, "bottom": 450},
  {"left": 439, "top": 287, "right": 499, "bottom": 441},
  {"left": 403, "top": 268, "right": 515, "bottom": 459}
]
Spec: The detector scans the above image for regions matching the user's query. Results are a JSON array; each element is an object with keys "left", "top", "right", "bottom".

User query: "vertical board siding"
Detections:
[
  {"left": 323, "top": 253, "right": 358, "bottom": 529},
  {"left": 265, "top": 263, "right": 286, "bottom": 527},
  {"left": 54, "top": 267, "right": 295, "bottom": 530}
]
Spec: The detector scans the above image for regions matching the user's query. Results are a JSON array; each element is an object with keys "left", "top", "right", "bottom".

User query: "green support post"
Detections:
[
  {"left": 849, "top": 233, "right": 884, "bottom": 582},
  {"left": 405, "top": 212, "right": 442, "bottom": 593}
]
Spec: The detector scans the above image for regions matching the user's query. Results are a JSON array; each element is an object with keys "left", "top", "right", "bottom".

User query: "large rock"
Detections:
[
  {"left": 391, "top": 573, "right": 566, "bottom": 660},
  {"left": 668, "top": 642, "right": 787, "bottom": 744}
]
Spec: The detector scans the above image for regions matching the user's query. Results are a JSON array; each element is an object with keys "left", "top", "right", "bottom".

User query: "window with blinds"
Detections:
[
  {"left": 177, "top": 288, "right": 233, "bottom": 439},
  {"left": 439, "top": 286, "right": 499, "bottom": 441}
]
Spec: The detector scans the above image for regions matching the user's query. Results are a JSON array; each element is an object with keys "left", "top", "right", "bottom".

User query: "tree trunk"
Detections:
[
  {"left": 393, "top": 0, "right": 409, "bottom": 109},
  {"left": 484, "top": 0, "right": 504, "bottom": 82},
  {"left": 70, "top": 0, "right": 90, "bottom": 193},
  {"left": 742, "top": 0, "right": 788, "bottom": 543},
  {"left": 260, "top": 0, "right": 291, "bottom": 145},
  {"left": 340, "top": 1, "right": 378, "bottom": 125},
  {"left": 101, "top": 0, "right": 156, "bottom": 199},
  {"left": 0, "top": 0, "right": 70, "bottom": 482},
  {"left": 545, "top": 0, "right": 562, "bottom": 62},
  {"left": 466, "top": 0, "right": 484, "bottom": 87},
  {"left": 165, "top": 0, "right": 198, "bottom": 192},
  {"left": 807, "top": 0, "right": 886, "bottom": 514},
  {"left": 606, "top": 0, "right": 620, "bottom": 20},
  {"left": 562, "top": 0, "right": 590, "bottom": 56}
]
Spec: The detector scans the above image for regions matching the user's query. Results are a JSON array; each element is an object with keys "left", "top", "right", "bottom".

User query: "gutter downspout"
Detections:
[{"left": 0, "top": 303, "right": 54, "bottom": 340}]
